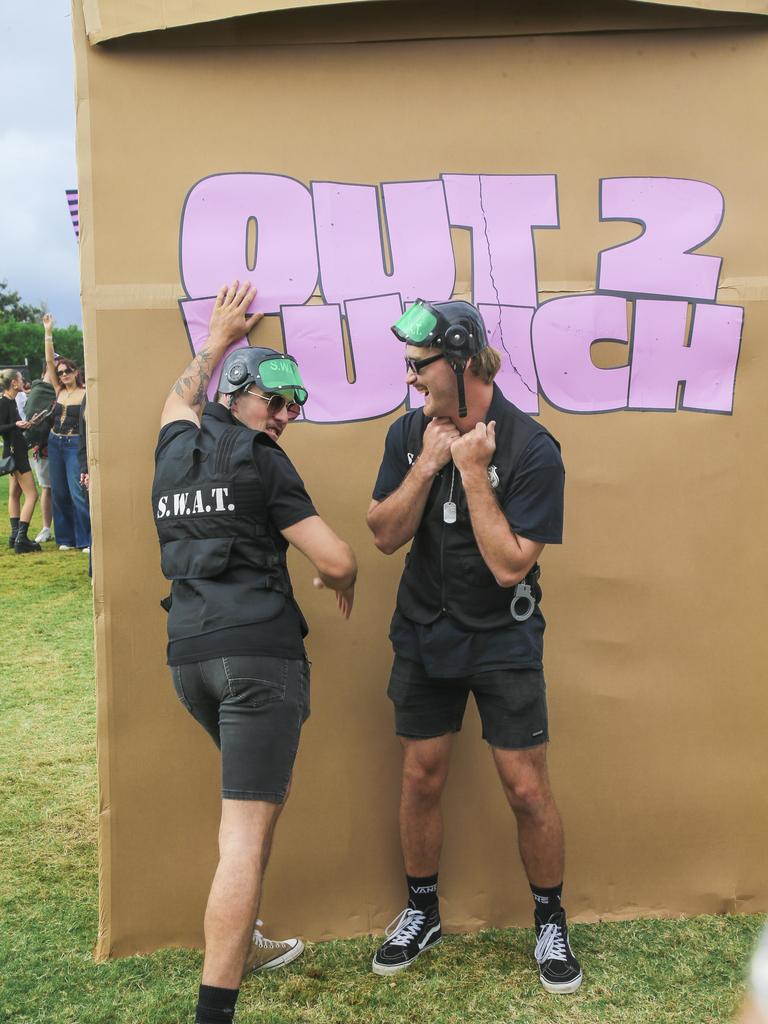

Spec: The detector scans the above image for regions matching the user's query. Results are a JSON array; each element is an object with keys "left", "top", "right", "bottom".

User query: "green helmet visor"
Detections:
[
  {"left": 255, "top": 356, "right": 308, "bottom": 405},
  {"left": 391, "top": 300, "right": 442, "bottom": 347}
]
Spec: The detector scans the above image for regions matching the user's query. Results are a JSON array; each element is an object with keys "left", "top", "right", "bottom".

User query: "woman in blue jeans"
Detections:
[{"left": 43, "top": 314, "right": 91, "bottom": 551}]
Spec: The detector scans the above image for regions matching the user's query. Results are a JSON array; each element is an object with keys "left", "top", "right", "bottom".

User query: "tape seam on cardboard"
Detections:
[{"left": 87, "top": 277, "right": 768, "bottom": 311}]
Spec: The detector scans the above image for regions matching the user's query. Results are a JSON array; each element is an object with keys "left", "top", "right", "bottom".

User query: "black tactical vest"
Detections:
[
  {"left": 396, "top": 384, "right": 559, "bottom": 632},
  {"left": 152, "top": 404, "right": 305, "bottom": 644}
]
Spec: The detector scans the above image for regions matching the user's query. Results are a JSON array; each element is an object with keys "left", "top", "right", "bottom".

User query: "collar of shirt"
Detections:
[{"left": 202, "top": 400, "right": 281, "bottom": 449}]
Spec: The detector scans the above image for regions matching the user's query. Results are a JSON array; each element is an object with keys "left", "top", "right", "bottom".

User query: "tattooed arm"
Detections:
[{"left": 160, "top": 281, "right": 260, "bottom": 428}]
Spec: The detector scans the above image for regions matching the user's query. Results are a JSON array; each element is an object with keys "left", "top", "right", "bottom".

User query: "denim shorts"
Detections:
[
  {"left": 387, "top": 655, "right": 549, "bottom": 750},
  {"left": 171, "top": 655, "right": 310, "bottom": 802}
]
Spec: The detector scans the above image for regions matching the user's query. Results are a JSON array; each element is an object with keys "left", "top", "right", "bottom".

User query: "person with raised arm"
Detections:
[
  {"left": 43, "top": 314, "right": 91, "bottom": 552},
  {"left": 152, "top": 281, "right": 356, "bottom": 1024},
  {"left": 23, "top": 347, "right": 57, "bottom": 544}
]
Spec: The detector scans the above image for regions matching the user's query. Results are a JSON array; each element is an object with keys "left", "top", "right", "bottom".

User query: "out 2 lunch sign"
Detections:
[{"left": 178, "top": 173, "right": 743, "bottom": 423}]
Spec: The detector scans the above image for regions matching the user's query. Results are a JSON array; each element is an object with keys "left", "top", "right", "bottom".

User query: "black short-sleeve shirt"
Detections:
[
  {"left": 373, "top": 423, "right": 564, "bottom": 545},
  {"left": 372, "top": 401, "right": 565, "bottom": 676},
  {"left": 156, "top": 410, "right": 317, "bottom": 665}
]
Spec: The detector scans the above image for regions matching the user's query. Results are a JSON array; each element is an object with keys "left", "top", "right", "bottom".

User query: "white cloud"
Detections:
[{"left": 0, "top": 0, "right": 80, "bottom": 326}]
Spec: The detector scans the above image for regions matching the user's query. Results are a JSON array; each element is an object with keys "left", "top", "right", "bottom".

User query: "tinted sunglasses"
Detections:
[
  {"left": 245, "top": 388, "right": 303, "bottom": 419},
  {"left": 404, "top": 353, "right": 444, "bottom": 375},
  {"left": 57, "top": 367, "right": 74, "bottom": 377}
]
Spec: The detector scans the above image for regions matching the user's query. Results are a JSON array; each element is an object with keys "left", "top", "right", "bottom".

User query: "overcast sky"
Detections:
[{"left": 0, "top": 0, "right": 81, "bottom": 326}]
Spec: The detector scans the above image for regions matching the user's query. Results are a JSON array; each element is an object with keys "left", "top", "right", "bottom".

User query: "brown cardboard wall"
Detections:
[{"left": 74, "top": 3, "right": 768, "bottom": 958}]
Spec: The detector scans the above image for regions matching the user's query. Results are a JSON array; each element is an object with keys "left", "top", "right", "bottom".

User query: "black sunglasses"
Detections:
[
  {"left": 404, "top": 353, "right": 444, "bottom": 375},
  {"left": 57, "top": 368, "right": 73, "bottom": 377},
  {"left": 244, "top": 388, "right": 303, "bottom": 419}
]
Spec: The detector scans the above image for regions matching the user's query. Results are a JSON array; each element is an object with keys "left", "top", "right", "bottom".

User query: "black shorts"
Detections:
[
  {"left": 387, "top": 655, "right": 549, "bottom": 750},
  {"left": 171, "top": 655, "right": 310, "bottom": 802},
  {"left": 8, "top": 442, "right": 31, "bottom": 475}
]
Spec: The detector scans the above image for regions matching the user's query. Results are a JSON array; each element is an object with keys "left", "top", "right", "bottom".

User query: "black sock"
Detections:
[
  {"left": 9, "top": 517, "right": 19, "bottom": 540},
  {"left": 531, "top": 882, "right": 563, "bottom": 924},
  {"left": 407, "top": 873, "right": 439, "bottom": 912},
  {"left": 195, "top": 985, "right": 239, "bottom": 1024}
]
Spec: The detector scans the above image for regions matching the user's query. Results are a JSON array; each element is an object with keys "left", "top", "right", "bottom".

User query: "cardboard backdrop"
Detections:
[{"left": 73, "top": 0, "right": 768, "bottom": 959}]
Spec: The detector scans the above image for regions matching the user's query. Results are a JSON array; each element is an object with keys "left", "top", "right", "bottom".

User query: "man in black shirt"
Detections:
[
  {"left": 154, "top": 281, "right": 356, "bottom": 1024},
  {"left": 367, "top": 300, "right": 581, "bottom": 993}
]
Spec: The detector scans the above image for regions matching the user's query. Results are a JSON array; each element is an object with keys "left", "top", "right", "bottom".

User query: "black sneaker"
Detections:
[
  {"left": 372, "top": 905, "right": 442, "bottom": 976},
  {"left": 534, "top": 909, "right": 583, "bottom": 993}
]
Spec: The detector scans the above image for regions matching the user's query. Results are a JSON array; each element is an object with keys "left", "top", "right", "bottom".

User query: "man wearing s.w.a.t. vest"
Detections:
[
  {"left": 366, "top": 299, "right": 581, "bottom": 993},
  {"left": 153, "top": 281, "right": 356, "bottom": 1024}
]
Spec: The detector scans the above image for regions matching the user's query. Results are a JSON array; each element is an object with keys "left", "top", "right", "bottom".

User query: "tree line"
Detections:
[{"left": 0, "top": 280, "right": 84, "bottom": 379}]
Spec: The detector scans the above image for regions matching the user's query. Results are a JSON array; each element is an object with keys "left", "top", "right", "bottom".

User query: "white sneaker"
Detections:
[
  {"left": 35, "top": 527, "right": 51, "bottom": 543},
  {"left": 242, "top": 920, "right": 304, "bottom": 976},
  {"left": 81, "top": 547, "right": 90, "bottom": 554},
  {"left": 58, "top": 544, "right": 73, "bottom": 550}
]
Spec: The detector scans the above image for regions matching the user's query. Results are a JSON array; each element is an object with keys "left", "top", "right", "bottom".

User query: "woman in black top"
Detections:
[
  {"left": 43, "top": 314, "right": 91, "bottom": 551},
  {"left": 0, "top": 368, "right": 41, "bottom": 553}
]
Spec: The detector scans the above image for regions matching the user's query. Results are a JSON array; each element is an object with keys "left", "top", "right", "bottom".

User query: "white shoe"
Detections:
[
  {"left": 242, "top": 920, "right": 304, "bottom": 976},
  {"left": 58, "top": 544, "right": 73, "bottom": 550},
  {"left": 81, "top": 547, "right": 90, "bottom": 554},
  {"left": 35, "top": 527, "right": 51, "bottom": 543}
]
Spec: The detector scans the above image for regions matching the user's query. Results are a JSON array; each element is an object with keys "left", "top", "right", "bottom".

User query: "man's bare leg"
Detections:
[
  {"left": 492, "top": 744, "right": 581, "bottom": 993},
  {"left": 399, "top": 734, "right": 454, "bottom": 875},
  {"left": 201, "top": 798, "right": 284, "bottom": 988},
  {"left": 492, "top": 744, "right": 564, "bottom": 885},
  {"left": 372, "top": 735, "right": 454, "bottom": 975}
]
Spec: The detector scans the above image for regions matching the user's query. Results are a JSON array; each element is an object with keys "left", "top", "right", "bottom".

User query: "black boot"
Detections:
[
  {"left": 14, "top": 521, "right": 41, "bottom": 554},
  {"left": 8, "top": 516, "right": 19, "bottom": 548}
]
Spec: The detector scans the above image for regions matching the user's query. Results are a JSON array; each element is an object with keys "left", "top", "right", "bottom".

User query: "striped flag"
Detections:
[{"left": 66, "top": 189, "right": 79, "bottom": 241}]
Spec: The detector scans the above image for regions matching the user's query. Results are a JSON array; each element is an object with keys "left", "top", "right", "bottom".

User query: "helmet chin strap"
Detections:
[
  {"left": 449, "top": 359, "right": 469, "bottom": 418},
  {"left": 228, "top": 390, "right": 245, "bottom": 421}
]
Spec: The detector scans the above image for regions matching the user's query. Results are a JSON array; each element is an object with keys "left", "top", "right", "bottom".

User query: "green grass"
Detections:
[{"left": 0, "top": 474, "right": 763, "bottom": 1023}]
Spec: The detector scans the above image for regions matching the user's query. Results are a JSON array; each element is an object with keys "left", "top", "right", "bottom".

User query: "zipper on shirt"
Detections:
[{"left": 439, "top": 467, "right": 449, "bottom": 613}]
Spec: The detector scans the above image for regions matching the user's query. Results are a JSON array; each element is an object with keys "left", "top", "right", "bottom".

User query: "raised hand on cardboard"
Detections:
[
  {"left": 161, "top": 280, "right": 259, "bottom": 429},
  {"left": 208, "top": 280, "right": 262, "bottom": 348}
]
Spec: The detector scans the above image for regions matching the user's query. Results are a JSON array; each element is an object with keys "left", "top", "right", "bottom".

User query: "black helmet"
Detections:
[
  {"left": 391, "top": 299, "right": 488, "bottom": 359},
  {"left": 218, "top": 347, "right": 308, "bottom": 404},
  {"left": 391, "top": 299, "right": 488, "bottom": 418}
]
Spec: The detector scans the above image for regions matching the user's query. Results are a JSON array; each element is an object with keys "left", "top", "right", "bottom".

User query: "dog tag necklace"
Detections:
[{"left": 443, "top": 465, "right": 457, "bottom": 524}]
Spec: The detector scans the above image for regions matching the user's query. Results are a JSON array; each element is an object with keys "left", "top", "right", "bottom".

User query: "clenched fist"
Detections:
[
  {"left": 420, "top": 417, "right": 461, "bottom": 474},
  {"left": 450, "top": 421, "right": 496, "bottom": 475}
]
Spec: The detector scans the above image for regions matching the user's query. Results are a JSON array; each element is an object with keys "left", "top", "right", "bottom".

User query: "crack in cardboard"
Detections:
[{"left": 478, "top": 177, "right": 537, "bottom": 396}]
